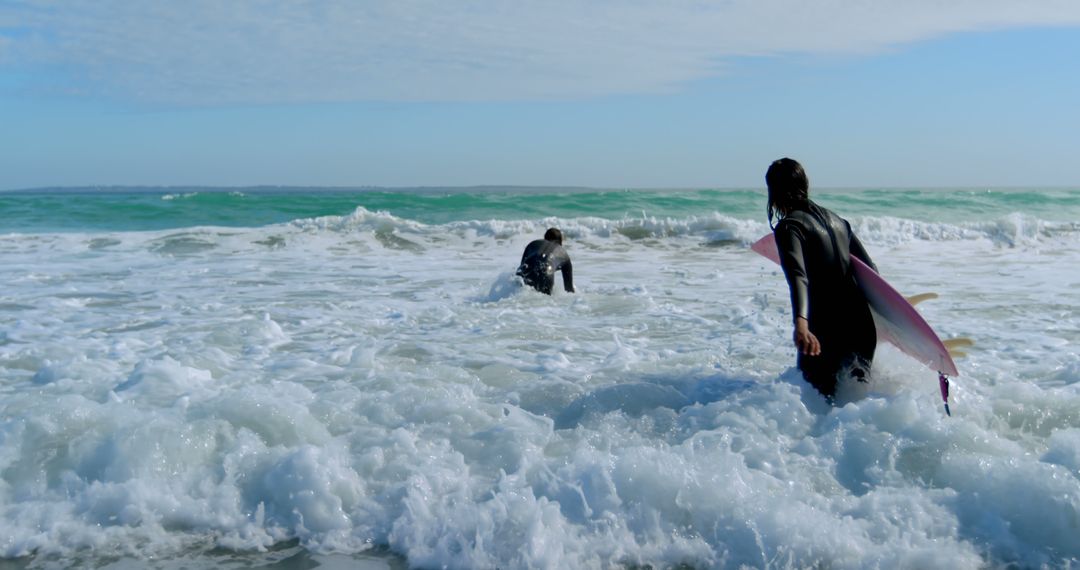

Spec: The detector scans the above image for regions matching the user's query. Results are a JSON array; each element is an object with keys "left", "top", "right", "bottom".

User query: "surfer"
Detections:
[
  {"left": 517, "top": 228, "right": 575, "bottom": 295},
  {"left": 766, "top": 158, "right": 877, "bottom": 400}
]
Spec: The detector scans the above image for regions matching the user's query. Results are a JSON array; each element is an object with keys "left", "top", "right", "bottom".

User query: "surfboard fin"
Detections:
[
  {"left": 943, "top": 337, "right": 974, "bottom": 359},
  {"left": 938, "top": 373, "right": 951, "bottom": 416},
  {"left": 906, "top": 292, "right": 939, "bottom": 306},
  {"left": 943, "top": 338, "right": 973, "bottom": 349}
]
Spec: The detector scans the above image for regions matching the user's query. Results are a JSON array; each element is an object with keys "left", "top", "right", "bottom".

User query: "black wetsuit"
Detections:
[
  {"left": 517, "top": 239, "right": 574, "bottom": 295},
  {"left": 774, "top": 200, "right": 877, "bottom": 398}
]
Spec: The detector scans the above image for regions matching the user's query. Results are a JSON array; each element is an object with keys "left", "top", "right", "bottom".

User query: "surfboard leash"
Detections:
[{"left": 938, "top": 372, "right": 951, "bottom": 416}]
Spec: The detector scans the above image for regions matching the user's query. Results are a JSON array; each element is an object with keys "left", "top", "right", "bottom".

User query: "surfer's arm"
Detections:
[
  {"left": 775, "top": 223, "right": 810, "bottom": 322},
  {"left": 561, "top": 259, "right": 575, "bottom": 293},
  {"left": 849, "top": 233, "right": 878, "bottom": 273}
]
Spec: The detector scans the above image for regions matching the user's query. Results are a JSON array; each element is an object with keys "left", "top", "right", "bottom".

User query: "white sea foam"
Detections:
[{"left": 1, "top": 209, "right": 1078, "bottom": 568}]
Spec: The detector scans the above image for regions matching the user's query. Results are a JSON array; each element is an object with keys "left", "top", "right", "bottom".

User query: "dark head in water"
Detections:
[
  {"left": 544, "top": 227, "right": 564, "bottom": 245},
  {"left": 766, "top": 157, "right": 810, "bottom": 229}
]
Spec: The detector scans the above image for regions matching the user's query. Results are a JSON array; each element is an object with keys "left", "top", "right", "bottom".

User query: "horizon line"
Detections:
[{"left": 3, "top": 184, "right": 1076, "bottom": 194}]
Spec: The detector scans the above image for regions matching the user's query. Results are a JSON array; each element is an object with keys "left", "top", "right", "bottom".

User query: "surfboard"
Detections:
[{"left": 751, "top": 233, "right": 958, "bottom": 377}]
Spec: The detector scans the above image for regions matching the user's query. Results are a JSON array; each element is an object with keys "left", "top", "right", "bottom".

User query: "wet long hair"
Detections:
[{"left": 766, "top": 158, "right": 810, "bottom": 229}]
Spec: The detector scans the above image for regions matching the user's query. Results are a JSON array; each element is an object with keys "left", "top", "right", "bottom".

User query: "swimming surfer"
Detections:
[
  {"left": 517, "top": 228, "right": 575, "bottom": 295},
  {"left": 766, "top": 158, "right": 877, "bottom": 400}
]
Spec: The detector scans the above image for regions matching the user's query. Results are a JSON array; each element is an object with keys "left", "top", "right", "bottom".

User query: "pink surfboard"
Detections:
[{"left": 752, "top": 233, "right": 958, "bottom": 377}]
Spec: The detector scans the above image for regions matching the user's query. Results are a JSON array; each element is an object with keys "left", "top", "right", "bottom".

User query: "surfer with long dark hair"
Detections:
[
  {"left": 517, "top": 228, "right": 575, "bottom": 295},
  {"left": 766, "top": 158, "right": 877, "bottom": 400}
]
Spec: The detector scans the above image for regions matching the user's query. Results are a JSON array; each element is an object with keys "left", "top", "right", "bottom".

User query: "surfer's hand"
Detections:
[{"left": 794, "top": 318, "right": 821, "bottom": 356}]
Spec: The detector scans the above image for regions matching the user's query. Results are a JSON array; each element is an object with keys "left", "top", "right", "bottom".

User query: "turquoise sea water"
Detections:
[{"left": 3, "top": 186, "right": 1079, "bottom": 233}]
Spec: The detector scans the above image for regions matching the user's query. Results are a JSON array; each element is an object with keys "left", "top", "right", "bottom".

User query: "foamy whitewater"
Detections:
[{"left": 1, "top": 188, "right": 1079, "bottom": 569}]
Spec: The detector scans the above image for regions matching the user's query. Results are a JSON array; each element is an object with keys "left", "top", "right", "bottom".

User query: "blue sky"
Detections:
[{"left": 1, "top": 1, "right": 1078, "bottom": 190}]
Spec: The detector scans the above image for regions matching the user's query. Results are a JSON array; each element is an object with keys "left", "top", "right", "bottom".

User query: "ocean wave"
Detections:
[
  {"left": 4, "top": 207, "right": 1074, "bottom": 258},
  {"left": 161, "top": 192, "right": 200, "bottom": 201},
  {"left": 4, "top": 192, "right": 1080, "bottom": 569},
  {"left": 284, "top": 206, "right": 770, "bottom": 245},
  {"left": 279, "top": 206, "right": 1080, "bottom": 250},
  {"left": 161, "top": 191, "right": 248, "bottom": 201},
  {"left": 855, "top": 213, "right": 1080, "bottom": 248}
]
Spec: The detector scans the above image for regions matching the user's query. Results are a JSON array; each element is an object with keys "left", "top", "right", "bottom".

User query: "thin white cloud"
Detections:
[{"left": 1, "top": 0, "right": 1078, "bottom": 105}]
